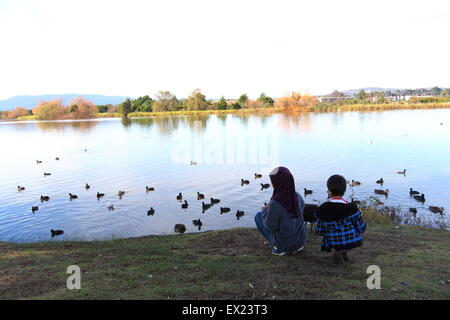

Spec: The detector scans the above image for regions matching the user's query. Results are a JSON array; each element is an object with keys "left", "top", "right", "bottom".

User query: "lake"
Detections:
[{"left": 0, "top": 109, "right": 449, "bottom": 242}]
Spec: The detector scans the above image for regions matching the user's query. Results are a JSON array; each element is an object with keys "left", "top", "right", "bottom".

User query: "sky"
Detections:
[{"left": 0, "top": 0, "right": 449, "bottom": 100}]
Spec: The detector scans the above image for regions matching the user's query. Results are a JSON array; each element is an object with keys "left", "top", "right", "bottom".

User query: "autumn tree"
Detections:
[
  {"left": 5, "top": 107, "right": 29, "bottom": 119},
  {"left": 185, "top": 89, "right": 210, "bottom": 111},
  {"left": 274, "top": 92, "right": 318, "bottom": 110},
  {"left": 153, "top": 91, "right": 179, "bottom": 112},
  {"left": 66, "top": 97, "right": 98, "bottom": 119},
  {"left": 32, "top": 99, "right": 65, "bottom": 120}
]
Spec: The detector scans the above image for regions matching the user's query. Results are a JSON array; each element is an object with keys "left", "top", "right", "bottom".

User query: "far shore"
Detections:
[{"left": 9, "top": 101, "right": 450, "bottom": 122}]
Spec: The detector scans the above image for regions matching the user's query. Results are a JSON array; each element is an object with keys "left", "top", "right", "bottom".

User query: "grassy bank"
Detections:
[
  {"left": 1, "top": 211, "right": 449, "bottom": 300},
  {"left": 12, "top": 101, "right": 450, "bottom": 122}
]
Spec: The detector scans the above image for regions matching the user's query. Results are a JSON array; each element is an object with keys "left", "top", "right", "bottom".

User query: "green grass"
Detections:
[{"left": 1, "top": 219, "right": 449, "bottom": 300}]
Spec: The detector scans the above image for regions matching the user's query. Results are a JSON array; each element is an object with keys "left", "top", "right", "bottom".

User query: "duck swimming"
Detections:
[
  {"left": 254, "top": 173, "right": 262, "bottom": 179},
  {"left": 202, "top": 202, "right": 212, "bottom": 213},
  {"left": 220, "top": 207, "right": 231, "bottom": 214},
  {"left": 107, "top": 204, "right": 115, "bottom": 211},
  {"left": 174, "top": 224, "right": 186, "bottom": 234},
  {"left": 413, "top": 194, "right": 425, "bottom": 203},
  {"left": 51, "top": 229, "right": 64, "bottom": 237},
  {"left": 147, "top": 207, "right": 155, "bottom": 216},
  {"left": 397, "top": 169, "right": 407, "bottom": 175},
  {"left": 241, "top": 179, "right": 250, "bottom": 185},
  {"left": 55, "top": 157, "right": 60, "bottom": 161},
  {"left": 69, "top": 193, "right": 78, "bottom": 200},
  {"left": 36, "top": 160, "right": 42, "bottom": 164},
  {"left": 261, "top": 183, "right": 270, "bottom": 190},
  {"left": 96, "top": 192, "right": 105, "bottom": 199},
  {"left": 350, "top": 180, "right": 361, "bottom": 186},
  {"left": 409, "top": 188, "right": 420, "bottom": 196},
  {"left": 40, "top": 195, "right": 50, "bottom": 202},
  {"left": 85, "top": 183, "right": 90, "bottom": 190},
  {"left": 210, "top": 198, "right": 220, "bottom": 204},
  {"left": 181, "top": 200, "right": 189, "bottom": 209},
  {"left": 32, "top": 206, "right": 39, "bottom": 213},
  {"left": 43, "top": 172, "right": 51, "bottom": 177},
  {"left": 374, "top": 189, "right": 389, "bottom": 197},
  {"left": 190, "top": 161, "right": 197, "bottom": 166},
  {"left": 429, "top": 206, "right": 444, "bottom": 214},
  {"left": 376, "top": 178, "right": 384, "bottom": 185},
  {"left": 236, "top": 210, "right": 244, "bottom": 220},
  {"left": 17, "top": 186, "right": 25, "bottom": 191},
  {"left": 117, "top": 191, "right": 126, "bottom": 198},
  {"left": 197, "top": 192, "right": 205, "bottom": 200},
  {"left": 192, "top": 219, "right": 203, "bottom": 230},
  {"left": 146, "top": 186, "right": 155, "bottom": 192},
  {"left": 176, "top": 193, "right": 183, "bottom": 201},
  {"left": 304, "top": 188, "right": 313, "bottom": 195}
]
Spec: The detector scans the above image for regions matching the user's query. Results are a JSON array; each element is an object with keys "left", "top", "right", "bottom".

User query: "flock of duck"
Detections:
[
  {"left": 16, "top": 158, "right": 445, "bottom": 239},
  {"left": 17, "top": 156, "right": 271, "bottom": 237},
  {"left": 345, "top": 169, "right": 445, "bottom": 216}
]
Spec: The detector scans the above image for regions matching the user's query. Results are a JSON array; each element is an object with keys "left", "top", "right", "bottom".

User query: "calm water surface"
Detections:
[{"left": 0, "top": 109, "right": 449, "bottom": 242}]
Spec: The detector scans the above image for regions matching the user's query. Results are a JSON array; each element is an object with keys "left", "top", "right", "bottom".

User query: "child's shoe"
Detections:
[
  {"left": 272, "top": 247, "right": 287, "bottom": 256},
  {"left": 333, "top": 250, "right": 343, "bottom": 264},
  {"left": 341, "top": 250, "right": 349, "bottom": 262}
]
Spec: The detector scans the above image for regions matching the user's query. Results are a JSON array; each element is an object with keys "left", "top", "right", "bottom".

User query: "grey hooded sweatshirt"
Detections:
[{"left": 262, "top": 192, "right": 307, "bottom": 252}]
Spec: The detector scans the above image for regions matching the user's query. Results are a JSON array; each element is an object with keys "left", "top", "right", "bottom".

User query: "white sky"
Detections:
[{"left": 0, "top": 0, "right": 449, "bottom": 100}]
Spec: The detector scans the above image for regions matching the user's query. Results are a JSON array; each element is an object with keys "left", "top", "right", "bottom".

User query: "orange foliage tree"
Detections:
[
  {"left": 274, "top": 92, "right": 319, "bottom": 110},
  {"left": 5, "top": 107, "right": 29, "bottom": 119},
  {"left": 66, "top": 97, "right": 98, "bottom": 119},
  {"left": 32, "top": 99, "right": 65, "bottom": 120}
]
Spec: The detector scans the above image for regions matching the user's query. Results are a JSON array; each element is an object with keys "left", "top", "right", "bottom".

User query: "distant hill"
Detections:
[
  {"left": 0, "top": 94, "right": 130, "bottom": 111},
  {"left": 341, "top": 87, "right": 402, "bottom": 96}
]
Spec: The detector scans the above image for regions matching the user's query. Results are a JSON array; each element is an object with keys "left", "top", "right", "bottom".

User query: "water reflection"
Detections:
[{"left": 35, "top": 120, "right": 98, "bottom": 132}]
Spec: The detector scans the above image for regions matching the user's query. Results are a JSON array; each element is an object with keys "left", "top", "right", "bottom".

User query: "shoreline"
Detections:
[
  {"left": 9, "top": 102, "right": 450, "bottom": 122},
  {"left": 1, "top": 219, "right": 449, "bottom": 299}
]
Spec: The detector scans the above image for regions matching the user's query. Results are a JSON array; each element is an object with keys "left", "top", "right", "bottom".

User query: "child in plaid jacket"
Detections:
[{"left": 315, "top": 174, "right": 367, "bottom": 264}]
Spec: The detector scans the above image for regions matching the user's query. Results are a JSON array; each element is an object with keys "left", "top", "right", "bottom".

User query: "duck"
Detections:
[
  {"left": 118, "top": 190, "right": 126, "bottom": 198},
  {"left": 36, "top": 160, "right": 42, "bottom": 164},
  {"left": 202, "top": 202, "right": 212, "bottom": 213},
  {"left": 32, "top": 206, "right": 39, "bottom": 213},
  {"left": 176, "top": 193, "right": 183, "bottom": 201},
  {"left": 397, "top": 169, "right": 407, "bottom": 175},
  {"left": 236, "top": 210, "right": 245, "bottom": 220},
  {"left": 107, "top": 204, "right": 115, "bottom": 211},
  {"left": 190, "top": 161, "right": 197, "bottom": 166},
  {"left": 85, "top": 183, "right": 90, "bottom": 190},
  {"left": 409, "top": 188, "right": 420, "bottom": 196},
  {"left": 55, "top": 157, "right": 60, "bottom": 161},
  {"left": 350, "top": 180, "right": 361, "bottom": 186},
  {"left": 192, "top": 219, "right": 203, "bottom": 230},
  {"left": 261, "top": 183, "right": 270, "bottom": 190},
  {"left": 429, "top": 206, "right": 444, "bottom": 214},
  {"left": 304, "top": 188, "right": 313, "bottom": 196},
  {"left": 241, "top": 179, "right": 250, "bottom": 185},
  {"left": 376, "top": 178, "right": 384, "bottom": 185},
  {"left": 351, "top": 198, "right": 362, "bottom": 205},
  {"left": 210, "top": 198, "right": 220, "bottom": 205},
  {"left": 96, "top": 192, "right": 105, "bottom": 199},
  {"left": 374, "top": 189, "right": 389, "bottom": 197},
  {"left": 43, "top": 172, "right": 51, "bottom": 177},
  {"left": 40, "top": 195, "right": 50, "bottom": 202},
  {"left": 69, "top": 193, "right": 78, "bottom": 200},
  {"left": 413, "top": 194, "right": 425, "bottom": 203},
  {"left": 254, "top": 173, "right": 262, "bottom": 179},
  {"left": 181, "top": 200, "right": 189, "bottom": 209},
  {"left": 51, "top": 229, "right": 64, "bottom": 237},
  {"left": 197, "top": 192, "right": 205, "bottom": 200},
  {"left": 17, "top": 186, "right": 25, "bottom": 191},
  {"left": 409, "top": 208, "right": 417, "bottom": 216},
  {"left": 220, "top": 207, "right": 231, "bottom": 214},
  {"left": 147, "top": 207, "right": 155, "bottom": 216},
  {"left": 174, "top": 224, "right": 186, "bottom": 234},
  {"left": 146, "top": 186, "right": 155, "bottom": 192}
]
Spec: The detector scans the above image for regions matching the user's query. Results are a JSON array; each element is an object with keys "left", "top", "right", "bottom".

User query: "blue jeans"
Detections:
[{"left": 255, "top": 211, "right": 274, "bottom": 246}]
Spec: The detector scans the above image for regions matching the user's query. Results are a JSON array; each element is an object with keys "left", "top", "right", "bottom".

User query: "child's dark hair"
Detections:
[{"left": 327, "top": 174, "right": 347, "bottom": 196}]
